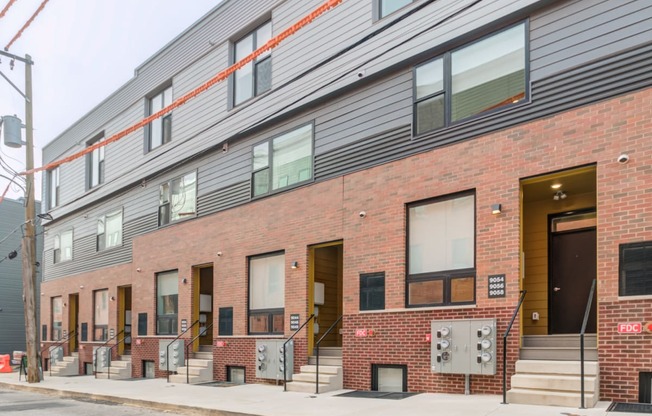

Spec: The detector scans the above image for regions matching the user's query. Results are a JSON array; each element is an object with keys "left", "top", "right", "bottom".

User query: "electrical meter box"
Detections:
[
  {"left": 255, "top": 339, "right": 293, "bottom": 381},
  {"left": 93, "top": 346, "right": 111, "bottom": 372},
  {"left": 159, "top": 339, "right": 185, "bottom": 371},
  {"left": 49, "top": 346, "right": 63, "bottom": 366},
  {"left": 431, "top": 318, "right": 497, "bottom": 375}
]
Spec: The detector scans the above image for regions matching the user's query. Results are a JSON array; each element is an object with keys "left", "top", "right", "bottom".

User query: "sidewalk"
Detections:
[{"left": 0, "top": 371, "right": 632, "bottom": 416}]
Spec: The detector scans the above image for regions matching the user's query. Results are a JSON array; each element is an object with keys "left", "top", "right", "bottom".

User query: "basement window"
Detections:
[{"left": 372, "top": 364, "right": 407, "bottom": 392}]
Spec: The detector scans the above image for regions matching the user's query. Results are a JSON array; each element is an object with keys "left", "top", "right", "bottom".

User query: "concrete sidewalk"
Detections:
[{"left": 0, "top": 371, "right": 633, "bottom": 416}]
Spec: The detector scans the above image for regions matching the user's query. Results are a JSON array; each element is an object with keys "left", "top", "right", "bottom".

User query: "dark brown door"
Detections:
[{"left": 549, "top": 228, "right": 596, "bottom": 334}]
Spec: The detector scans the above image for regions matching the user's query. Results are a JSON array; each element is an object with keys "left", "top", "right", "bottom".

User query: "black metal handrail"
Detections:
[
  {"left": 166, "top": 320, "right": 200, "bottom": 382},
  {"left": 502, "top": 290, "right": 527, "bottom": 404},
  {"left": 184, "top": 322, "right": 214, "bottom": 384},
  {"left": 94, "top": 329, "right": 124, "bottom": 379},
  {"left": 106, "top": 332, "right": 131, "bottom": 380},
  {"left": 282, "top": 314, "right": 315, "bottom": 392},
  {"left": 580, "top": 279, "right": 597, "bottom": 409},
  {"left": 40, "top": 329, "right": 76, "bottom": 377},
  {"left": 315, "top": 314, "right": 343, "bottom": 394}
]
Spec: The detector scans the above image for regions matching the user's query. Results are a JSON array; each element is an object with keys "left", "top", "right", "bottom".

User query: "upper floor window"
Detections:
[
  {"left": 47, "top": 167, "right": 59, "bottom": 209},
  {"left": 619, "top": 241, "right": 652, "bottom": 297},
  {"left": 233, "top": 21, "right": 272, "bottom": 106},
  {"left": 87, "top": 135, "right": 105, "bottom": 189},
  {"left": 158, "top": 171, "right": 197, "bottom": 226},
  {"left": 252, "top": 124, "right": 313, "bottom": 197},
  {"left": 97, "top": 209, "right": 123, "bottom": 251},
  {"left": 407, "top": 192, "right": 475, "bottom": 307},
  {"left": 54, "top": 229, "right": 73, "bottom": 264},
  {"left": 249, "top": 252, "right": 285, "bottom": 335},
  {"left": 148, "top": 85, "right": 173, "bottom": 151},
  {"left": 378, "top": 0, "right": 412, "bottom": 19},
  {"left": 414, "top": 23, "right": 526, "bottom": 136}
]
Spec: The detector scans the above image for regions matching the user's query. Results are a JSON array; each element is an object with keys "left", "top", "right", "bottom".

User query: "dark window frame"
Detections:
[
  {"left": 375, "top": 0, "right": 414, "bottom": 20},
  {"left": 144, "top": 83, "right": 173, "bottom": 153},
  {"left": 247, "top": 251, "right": 285, "bottom": 335},
  {"left": 85, "top": 132, "right": 105, "bottom": 190},
  {"left": 412, "top": 20, "right": 529, "bottom": 136},
  {"left": 619, "top": 241, "right": 652, "bottom": 297},
  {"left": 227, "top": 366, "right": 246, "bottom": 384},
  {"left": 96, "top": 208, "right": 123, "bottom": 252},
  {"left": 232, "top": 20, "right": 273, "bottom": 107},
  {"left": 53, "top": 229, "right": 73, "bottom": 264},
  {"left": 156, "top": 270, "right": 179, "bottom": 336},
  {"left": 51, "top": 296, "right": 63, "bottom": 341},
  {"left": 47, "top": 167, "right": 60, "bottom": 209},
  {"left": 218, "top": 307, "right": 234, "bottom": 336},
  {"left": 405, "top": 191, "right": 476, "bottom": 308},
  {"left": 360, "top": 272, "right": 386, "bottom": 311},
  {"left": 371, "top": 364, "right": 408, "bottom": 392},
  {"left": 93, "top": 289, "right": 109, "bottom": 342},
  {"left": 158, "top": 171, "right": 198, "bottom": 227}
]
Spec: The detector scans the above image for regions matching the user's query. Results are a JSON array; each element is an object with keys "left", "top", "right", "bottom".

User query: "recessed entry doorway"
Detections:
[
  {"left": 192, "top": 265, "right": 214, "bottom": 352},
  {"left": 309, "top": 241, "right": 343, "bottom": 355}
]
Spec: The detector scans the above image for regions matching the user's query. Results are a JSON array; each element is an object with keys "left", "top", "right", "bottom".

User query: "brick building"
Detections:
[{"left": 39, "top": 0, "right": 652, "bottom": 407}]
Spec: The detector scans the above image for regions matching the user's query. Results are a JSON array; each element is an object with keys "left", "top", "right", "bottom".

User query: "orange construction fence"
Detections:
[{"left": 0, "top": 354, "right": 12, "bottom": 373}]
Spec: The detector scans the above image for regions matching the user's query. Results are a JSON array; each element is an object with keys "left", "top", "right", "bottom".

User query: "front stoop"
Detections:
[
  {"left": 286, "top": 365, "right": 343, "bottom": 393},
  {"left": 96, "top": 356, "right": 132, "bottom": 380},
  {"left": 169, "top": 351, "right": 213, "bottom": 384},
  {"left": 50, "top": 354, "right": 79, "bottom": 377},
  {"left": 507, "top": 360, "right": 599, "bottom": 408}
]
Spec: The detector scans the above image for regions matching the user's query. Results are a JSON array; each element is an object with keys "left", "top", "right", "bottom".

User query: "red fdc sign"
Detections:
[
  {"left": 355, "top": 329, "right": 367, "bottom": 337},
  {"left": 617, "top": 322, "right": 642, "bottom": 334}
]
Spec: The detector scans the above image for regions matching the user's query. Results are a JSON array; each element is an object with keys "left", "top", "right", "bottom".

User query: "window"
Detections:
[
  {"left": 47, "top": 167, "right": 59, "bottom": 209},
  {"left": 227, "top": 366, "right": 246, "bottom": 384},
  {"left": 252, "top": 124, "right": 313, "bottom": 197},
  {"left": 249, "top": 252, "right": 285, "bottom": 335},
  {"left": 378, "top": 0, "right": 412, "bottom": 19},
  {"left": 147, "top": 86, "right": 173, "bottom": 151},
  {"left": 219, "top": 307, "right": 233, "bottom": 336},
  {"left": 372, "top": 364, "right": 407, "bottom": 392},
  {"left": 93, "top": 289, "right": 109, "bottom": 341},
  {"left": 51, "top": 297, "right": 62, "bottom": 341},
  {"left": 360, "top": 272, "right": 385, "bottom": 311},
  {"left": 156, "top": 270, "right": 178, "bottom": 335},
  {"left": 233, "top": 21, "right": 272, "bottom": 106},
  {"left": 414, "top": 23, "right": 526, "bottom": 135},
  {"left": 619, "top": 242, "right": 652, "bottom": 297},
  {"left": 87, "top": 135, "right": 105, "bottom": 189},
  {"left": 407, "top": 192, "right": 475, "bottom": 307},
  {"left": 53, "top": 229, "right": 73, "bottom": 263},
  {"left": 158, "top": 171, "right": 197, "bottom": 226},
  {"left": 97, "top": 209, "right": 123, "bottom": 251}
]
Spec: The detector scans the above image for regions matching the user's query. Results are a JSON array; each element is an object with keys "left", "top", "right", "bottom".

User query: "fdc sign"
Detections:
[{"left": 617, "top": 322, "right": 642, "bottom": 334}]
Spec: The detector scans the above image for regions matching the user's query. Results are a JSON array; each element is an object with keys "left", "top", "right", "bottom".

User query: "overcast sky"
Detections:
[{"left": 0, "top": 0, "right": 218, "bottom": 201}]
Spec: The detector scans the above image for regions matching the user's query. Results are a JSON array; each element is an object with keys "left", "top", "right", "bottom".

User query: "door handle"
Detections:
[{"left": 553, "top": 287, "right": 561, "bottom": 292}]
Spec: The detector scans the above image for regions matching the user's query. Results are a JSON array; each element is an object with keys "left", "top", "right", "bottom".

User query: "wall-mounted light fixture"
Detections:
[
  {"left": 136, "top": 268, "right": 142, "bottom": 273},
  {"left": 110, "top": 296, "right": 115, "bottom": 301},
  {"left": 291, "top": 261, "right": 299, "bottom": 269},
  {"left": 553, "top": 190, "right": 567, "bottom": 201},
  {"left": 7, "top": 250, "right": 17, "bottom": 260},
  {"left": 79, "top": 285, "right": 84, "bottom": 289},
  {"left": 37, "top": 213, "right": 54, "bottom": 221},
  {"left": 491, "top": 204, "right": 502, "bottom": 215},
  {"left": 181, "top": 278, "right": 188, "bottom": 284},
  {"left": 217, "top": 252, "right": 222, "bottom": 257}
]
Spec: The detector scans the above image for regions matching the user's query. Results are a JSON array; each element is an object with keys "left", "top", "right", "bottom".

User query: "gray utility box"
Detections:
[
  {"left": 255, "top": 339, "right": 294, "bottom": 381},
  {"left": 49, "top": 346, "right": 63, "bottom": 366},
  {"left": 159, "top": 339, "right": 185, "bottom": 372},
  {"left": 93, "top": 346, "right": 111, "bottom": 372},
  {"left": 431, "top": 318, "right": 497, "bottom": 375}
]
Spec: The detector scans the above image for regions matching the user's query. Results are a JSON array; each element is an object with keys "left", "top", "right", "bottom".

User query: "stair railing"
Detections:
[
  {"left": 166, "top": 319, "right": 200, "bottom": 382},
  {"left": 94, "top": 329, "right": 124, "bottom": 379},
  {"left": 579, "top": 279, "right": 597, "bottom": 409},
  {"left": 501, "top": 290, "right": 527, "bottom": 404},
  {"left": 40, "top": 329, "right": 76, "bottom": 377},
  {"left": 315, "top": 314, "right": 343, "bottom": 394},
  {"left": 184, "top": 322, "right": 214, "bottom": 384},
  {"left": 282, "top": 314, "right": 315, "bottom": 392},
  {"left": 106, "top": 332, "right": 131, "bottom": 380}
]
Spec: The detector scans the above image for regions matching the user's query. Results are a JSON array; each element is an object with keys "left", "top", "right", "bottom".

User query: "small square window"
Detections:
[
  {"left": 228, "top": 366, "right": 246, "bottom": 384},
  {"left": 360, "top": 272, "right": 385, "bottom": 311},
  {"left": 372, "top": 364, "right": 407, "bottom": 392}
]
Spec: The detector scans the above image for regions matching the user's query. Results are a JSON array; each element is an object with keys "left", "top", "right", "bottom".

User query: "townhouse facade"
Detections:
[{"left": 40, "top": 0, "right": 652, "bottom": 407}]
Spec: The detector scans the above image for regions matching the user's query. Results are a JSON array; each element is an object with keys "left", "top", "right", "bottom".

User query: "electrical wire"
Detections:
[
  {"left": 0, "top": 173, "right": 26, "bottom": 193},
  {"left": 0, "top": 0, "right": 18, "bottom": 20},
  {"left": 4, "top": 0, "right": 50, "bottom": 51}
]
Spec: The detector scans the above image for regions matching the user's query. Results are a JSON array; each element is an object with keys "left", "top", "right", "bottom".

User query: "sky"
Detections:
[{"left": 0, "top": 0, "right": 219, "bottom": 202}]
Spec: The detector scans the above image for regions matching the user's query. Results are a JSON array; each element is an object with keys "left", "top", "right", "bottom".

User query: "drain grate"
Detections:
[
  {"left": 608, "top": 402, "right": 652, "bottom": 413},
  {"left": 336, "top": 391, "right": 419, "bottom": 400}
]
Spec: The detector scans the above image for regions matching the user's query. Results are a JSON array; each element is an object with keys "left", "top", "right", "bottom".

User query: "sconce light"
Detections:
[
  {"left": 136, "top": 268, "right": 142, "bottom": 273},
  {"left": 553, "top": 190, "right": 567, "bottom": 201},
  {"left": 63, "top": 303, "right": 67, "bottom": 307},
  {"left": 222, "top": 142, "right": 228, "bottom": 153},
  {"left": 291, "top": 261, "right": 299, "bottom": 269},
  {"left": 181, "top": 278, "right": 188, "bottom": 284},
  {"left": 7, "top": 250, "right": 17, "bottom": 260},
  {"left": 491, "top": 204, "right": 502, "bottom": 215},
  {"left": 37, "top": 213, "right": 54, "bottom": 221},
  {"left": 217, "top": 252, "right": 222, "bottom": 257},
  {"left": 110, "top": 296, "right": 115, "bottom": 301},
  {"left": 79, "top": 285, "right": 84, "bottom": 289}
]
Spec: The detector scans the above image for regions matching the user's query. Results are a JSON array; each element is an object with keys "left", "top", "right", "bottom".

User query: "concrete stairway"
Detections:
[
  {"left": 96, "top": 355, "right": 132, "bottom": 380},
  {"left": 50, "top": 352, "right": 79, "bottom": 377},
  {"left": 169, "top": 346, "right": 213, "bottom": 384},
  {"left": 520, "top": 335, "right": 597, "bottom": 361},
  {"left": 507, "top": 360, "right": 599, "bottom": 408},
  {"left": 287, "top": 347, "right": 343, "bottom": 393}
]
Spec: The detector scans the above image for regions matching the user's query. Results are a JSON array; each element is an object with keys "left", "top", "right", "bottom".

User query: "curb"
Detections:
[{"left": 0, "top": 381, "right": 258, "bottom": 416}]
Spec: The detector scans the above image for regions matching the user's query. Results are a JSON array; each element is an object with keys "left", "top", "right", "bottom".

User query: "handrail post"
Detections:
[
  {"left": 579, "top": 279, "right": 596, "bottom": 409},
  {"left": 316, "top": 344, "right": 320, "bottom": 394},
  {"left": 501, "top": 290, "right": 527, "bottom": 405}
]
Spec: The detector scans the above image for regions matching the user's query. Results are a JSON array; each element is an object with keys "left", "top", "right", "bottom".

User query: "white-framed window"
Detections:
[
  {"left": 51, "top": 296, "right": 63, "bottom": 341},
  {"left": 47, "top": 167, "right": 59, "bottom": 209},
  {"left": 53, "top": 229, "right": 73, "bottom": 264},
  {"left": 97, "top": 209, "right": 123, "bottom": 251},
  {"left": 87, "top": 135, "right": 105, "bottom": 189},
  {"left": 156, "top": 270, "right": 178, "bottom": 335},
  {"left": 233, "top": 21, "right": 272, "bottom": 106},
  {"left": 158, "top": 171, "right": 197, "bottom": 226},
  {"left": 252, "top": 124, "right": 313, "bottom": 197},
  {"left": 414, "top": 23, "right": 527, "bottom": 135},
  {"left": 248, "top": 252, "right": 285, "bottom": 335},
  {"left": 407, "top": 192, "right": 475, "bottom": 307},
  {"left": 377, "top": 0, "right": 412, "bottom": 19},
  {"left": 147, "top": 85, "right": 173, "bottom": 151}
]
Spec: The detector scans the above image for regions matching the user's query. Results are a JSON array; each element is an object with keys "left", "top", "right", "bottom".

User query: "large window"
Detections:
[
  {"left": 407, "top": 192, "right": 475, "bottom": 307},
  {"left": 378, "top": 0, "right": 412, "bottom": 19},
  {"left": 158, "top": 171, "right": 197, "bottom": 226},
  {"left": 147, "top": 85, "right": 173, "bottom": 151},
  {"left": 233, "top": 21, "right": 272, "bottom": 106},
  {"left": 249, "top": 252, "right": 285, "bottom": 335},
  {"left": 620, "top": 242, "right": 652, "bottom": 297},
  {"left": 47, "top": 167, "right": 59, "bottom": 209},
  {"left": 93, "top": 289, "right": 109, "bottom": 341},
  {"left": 87, "top": 135, "right": 105, "bottom": 189},
  {"left": 156, "top": 270, "right": 179, "bottom": 335},
  {"left": 51, "top": 297, "right": 62, "bottom": 341},
  {"left": 414, "top": 23, "right": 526, "bottom": 135},
  {"left": 53, "top": 229, "right": 73, "bottom": 264},
  {"left": 97, "top": 209, "right": 123, "bottom": 251},
  {"left": 252, "top": 124, "right": 313, "bottom": 197}
]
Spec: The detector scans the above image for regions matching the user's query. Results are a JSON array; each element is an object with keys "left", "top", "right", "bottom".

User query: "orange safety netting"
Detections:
[
  {"left": 4, "top": 0, "right": 50, "bottom": 51},
  {"left": 0, "top": 0, "right": 18, "bottom": 20}
]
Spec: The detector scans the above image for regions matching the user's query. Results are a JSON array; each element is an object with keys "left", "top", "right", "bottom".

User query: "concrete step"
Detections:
[
  {"left": 511, "top": 373, "right": 599, "bottom": 392},
  {"left": 198, "top": 345, "right": 213, "bottom": 353},
  {"left": 193, "top": 352, "right": 213, "bottom": 360},
  {"left": 520, "top": 347, "right": 598, "bottom": 361},
  {"left": 176, "top": 365, "right": 212, "bottom": 377},
  {"left": 308, "top": 356, "right": 342, "bottom": 366},
  {"left": 286, "top": 380, "right": 341, "bottom": 393},
  {"left": 110, "top": 360, "right": 131, "bottom": 368},
  {"left": 287, "top": 364, "right": 343, "bottom": 394},
  {"left": 292, "top": 372, "right": 340, "bottom": 384},
  {"left": 314, "top": 347, "right": 342, "bottom": 357},
  {"left": 62, "top": 356, "right": 77, "bottom": 363},
  {"left": 515, "top": 360, "right": 598, "bottom": 376},
  {"left": 187, "top": 358, "right": 212, "bottom": 367},
  {"left": 169, "top": 374, "right": 209, "bottom": 384},
  {"left": 522, "top": 335, "right": 597, "bottom": 348},
  {"left": 299, "top": 365, "right": 341, "bottom": 375},
  {"left": 507, "top": 388, "right": 597, "bottom": 408},
  {"left": 49, "top": 356, "right": 78, "bottom": 377}
]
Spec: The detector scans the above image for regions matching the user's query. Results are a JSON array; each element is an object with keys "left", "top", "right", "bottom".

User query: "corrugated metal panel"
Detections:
[{"left": 197, "top": 180, "right": 250, "bottom": 217}]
